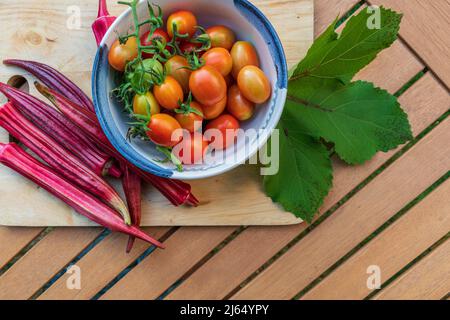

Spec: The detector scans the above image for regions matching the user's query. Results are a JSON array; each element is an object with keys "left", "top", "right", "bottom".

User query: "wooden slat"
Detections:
[
  {"left": 373, "top": 239, "right": 450, "bottom": 300},
  {"left": 231, "top": 116, "right": 450, "bottom": 300},
  {"left": 0, "top": 228, "right": 101, "bottom": 300},
  {"left": 1, "top": 1, "right": 313, "bottom": 228},
  {"left": 38, "top": 227, "right": 169, "bottom": 300},
  {"left": 354, "top": 40, "right": 422, "bottom": 94},
  {"left": 254, "top": 0, "right": 314, "bottom": 67},
  {"left": 301, "top": 179, "right": 450, "bottom": 300},
  {"left": 100, "top": 227, "right": 235, "bottom": 300},
  {"left": 163, "top": 73, "right": 449, "bottom": 300},
  {"left": 369, "top": 0, "right": 450, "bottom": 88},
  {"left": 0, "top": 227, "right": 43, "bottom": 269}
]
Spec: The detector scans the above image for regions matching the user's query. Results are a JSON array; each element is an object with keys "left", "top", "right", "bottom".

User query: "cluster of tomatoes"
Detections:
[{"left": 108, "top": 9, "right": 271, "bottom": 165}]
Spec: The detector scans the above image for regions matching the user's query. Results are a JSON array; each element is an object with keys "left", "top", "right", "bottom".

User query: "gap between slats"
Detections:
[{"left": 372, "top": 237, "right": 450, "bottom": 300}]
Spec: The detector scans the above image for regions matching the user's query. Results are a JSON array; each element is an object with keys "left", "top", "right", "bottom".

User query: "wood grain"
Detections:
[
  {"left": 373, "top": 239, "right": 450, "bottom": 300},
  {"left": 369, "top": 0, "right": 450, "bottom": 88},
  {"left": 161, "top": 72, "right": 449, "bottom": 300},
  {"left": 0, "top": 227, "right": 43, "bottom": 269},
  {"left": 0, "top": 0, "right": 313, "bottom": 227},
  {"left": 37, "top": 227, "right": 169, "bottom": 300},
  {"left": 301, "top": 179, "right": 450, "bottom": 300},
  {"left": 231, "top": 116, "right": 450, "bottom": 299},
  {"left": 100, "top": 227, "right": 235, "bottom": 300},
  {"left": 0, "top": 228, "right": 101, "bottom": 299},
  {"left": 314, "top": 0, "right": 360, "bottom": 35}
]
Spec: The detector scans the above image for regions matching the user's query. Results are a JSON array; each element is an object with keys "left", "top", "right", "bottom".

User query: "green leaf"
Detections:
[
  {"left": 286, "top": 79, "right": 413, "bottom": 164},
  {"left": 266, "top": 6, "right": 409, "bottom": 221},
  {"left": 263, "top": 116, "right": 333, "bottom": 222},
  {"left": 292, "top": 7, "right": 402, "bottom": 82}
]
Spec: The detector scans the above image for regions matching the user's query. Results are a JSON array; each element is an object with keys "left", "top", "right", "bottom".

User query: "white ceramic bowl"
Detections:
[{"left": 92, "top": 0, "right": 287, "bottom": 180}]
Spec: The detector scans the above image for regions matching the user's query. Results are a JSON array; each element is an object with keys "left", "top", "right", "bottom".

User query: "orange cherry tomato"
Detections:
[
  {"left": 140, "top": 29, "right": 170, "bottom": 59},
  {"left": 108, "top": 37, "right": 138, "bottom": 72},
  {"left": 205, "top": 114, "right": 240, "bottom": 150},
  {"left": 189, "top": 66, "right": 227, "bottom": 106},
  {"left": 206, "top": 25, "right": 236, "bottom": 51},
  {"left": 153, "top": 76, "right": 184, "bottom": 110},
  {"left": 164, "top": 55, "right": 191, "bottom": 93},
  {"left": 146, "top": 113, "right": 182, "bottom": 147},
  {"left": 133, "top": 92, "right": 160, "bottom": 116},
  {"left": 175, "top": 101, "right": 204, "bottom": 133},
  {"left": 167, "top": 10, "right": 197, "bottom": 38},
  {"left": 230, "top": 41, "right": 260, "bottom": 78},
  {"left": 237, "top": 66, "right": 271, "bottom": 104},
  {"left": 202, "top": 48, "right": 233, "bottom": 77},
  {"left": 203, "top": 95, "right": 227, "bottom": 120},
  {"left": 227, "top": 85, "right": 255, "bottom": 121},
  {"left": 173, "top": 133, "right": 209, "bottom": 164}
]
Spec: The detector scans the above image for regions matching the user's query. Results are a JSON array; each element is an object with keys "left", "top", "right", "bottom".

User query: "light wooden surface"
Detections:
[
  {"left": 373, "top": 239, "right": 450, "bottom": 300},
  {"left": 369, "top": 0, "right": 450, "bottom": 89},
  {"left": 0, "top": 0, "right": 313, "bottom": 227},
  {"left": 0, "top": 0, "right": 449, "bottom": 300},
  {"left": 302, "top": 179, "right": 450, "bottom": 300}
]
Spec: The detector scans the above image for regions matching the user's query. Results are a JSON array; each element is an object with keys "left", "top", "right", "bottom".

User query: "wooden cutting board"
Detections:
[{"left": 0, "top": 0, "right": 313, "bottom": 226}]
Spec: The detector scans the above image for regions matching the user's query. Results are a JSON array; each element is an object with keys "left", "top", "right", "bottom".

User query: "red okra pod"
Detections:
[
  {"left": 0, "top": 82, "right": 120, "bottom": 178},
  {"left": 0, "top": 142, "right": 163, "bottom": 248},
  {"left": 122, "top": 166, "right": 142, "bottom": 253},
  {"left": 0, "top": 102, "right": 131, "bottom": 224},
  {"left": 3, "top": 59, "right": 94, "bottom": 111}
]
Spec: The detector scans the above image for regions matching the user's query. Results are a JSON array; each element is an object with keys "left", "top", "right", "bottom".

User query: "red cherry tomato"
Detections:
[
  {"left": 173, "top": 133, "right": 209, "bottom": 164},
  {"left": 164, "top": 55, "right": 191, "bottom": 93},
  {"left": 227, "top": 85, "right": 255, "bottom": 121},
  {"left": 189, "top": 66, "right": 227, "bottom": 106},
  {"left": 140, "top": 29, "right": 170, "bottom": 58},
  {"left": 146, "top": 113, "right": 182, "bottom": 147},
  {"left": 175, "top": 101, "right": 204, "bottom": 133},
  {"left": 205, "top": 114, "right": 240, "bottom": 150},
  {"left": 179, "top": 41, "right": 203, "bottom": 55},
  {"left": 167, "top": 10, "right": 197, "bottom": 38},
  {"left": 133, "top": 92, "right": 160, "bottom": 116},
  {"left": 202, "top": 48, "right": 233, "bottom": 77},
  {"left": 206, "top": 25, "right": 236, "bottom": 51},
  {"left": 230, "top": 41, "right": 260, "bottom": 78},
  {"left": 153, "top": 76, "right": 184, "bottom": 110},
  {"left": 108, "top": 37, "right": 138, "bottom": 72},
  {"left": 237, "top": 66, "right": 271, "bottom": 104},
  {"left": 203, "top": 95, "right": 227, "bottom": 120}
]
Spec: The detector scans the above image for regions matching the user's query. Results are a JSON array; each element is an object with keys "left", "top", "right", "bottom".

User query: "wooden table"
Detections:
[{"left": 0, "top": 0, "right": 449, "bottom": 300}]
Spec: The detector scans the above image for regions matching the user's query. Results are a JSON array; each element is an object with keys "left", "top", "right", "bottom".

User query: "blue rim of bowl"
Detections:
[{"left": 92, "top": 0, "right": 288, "bottom": 179}]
